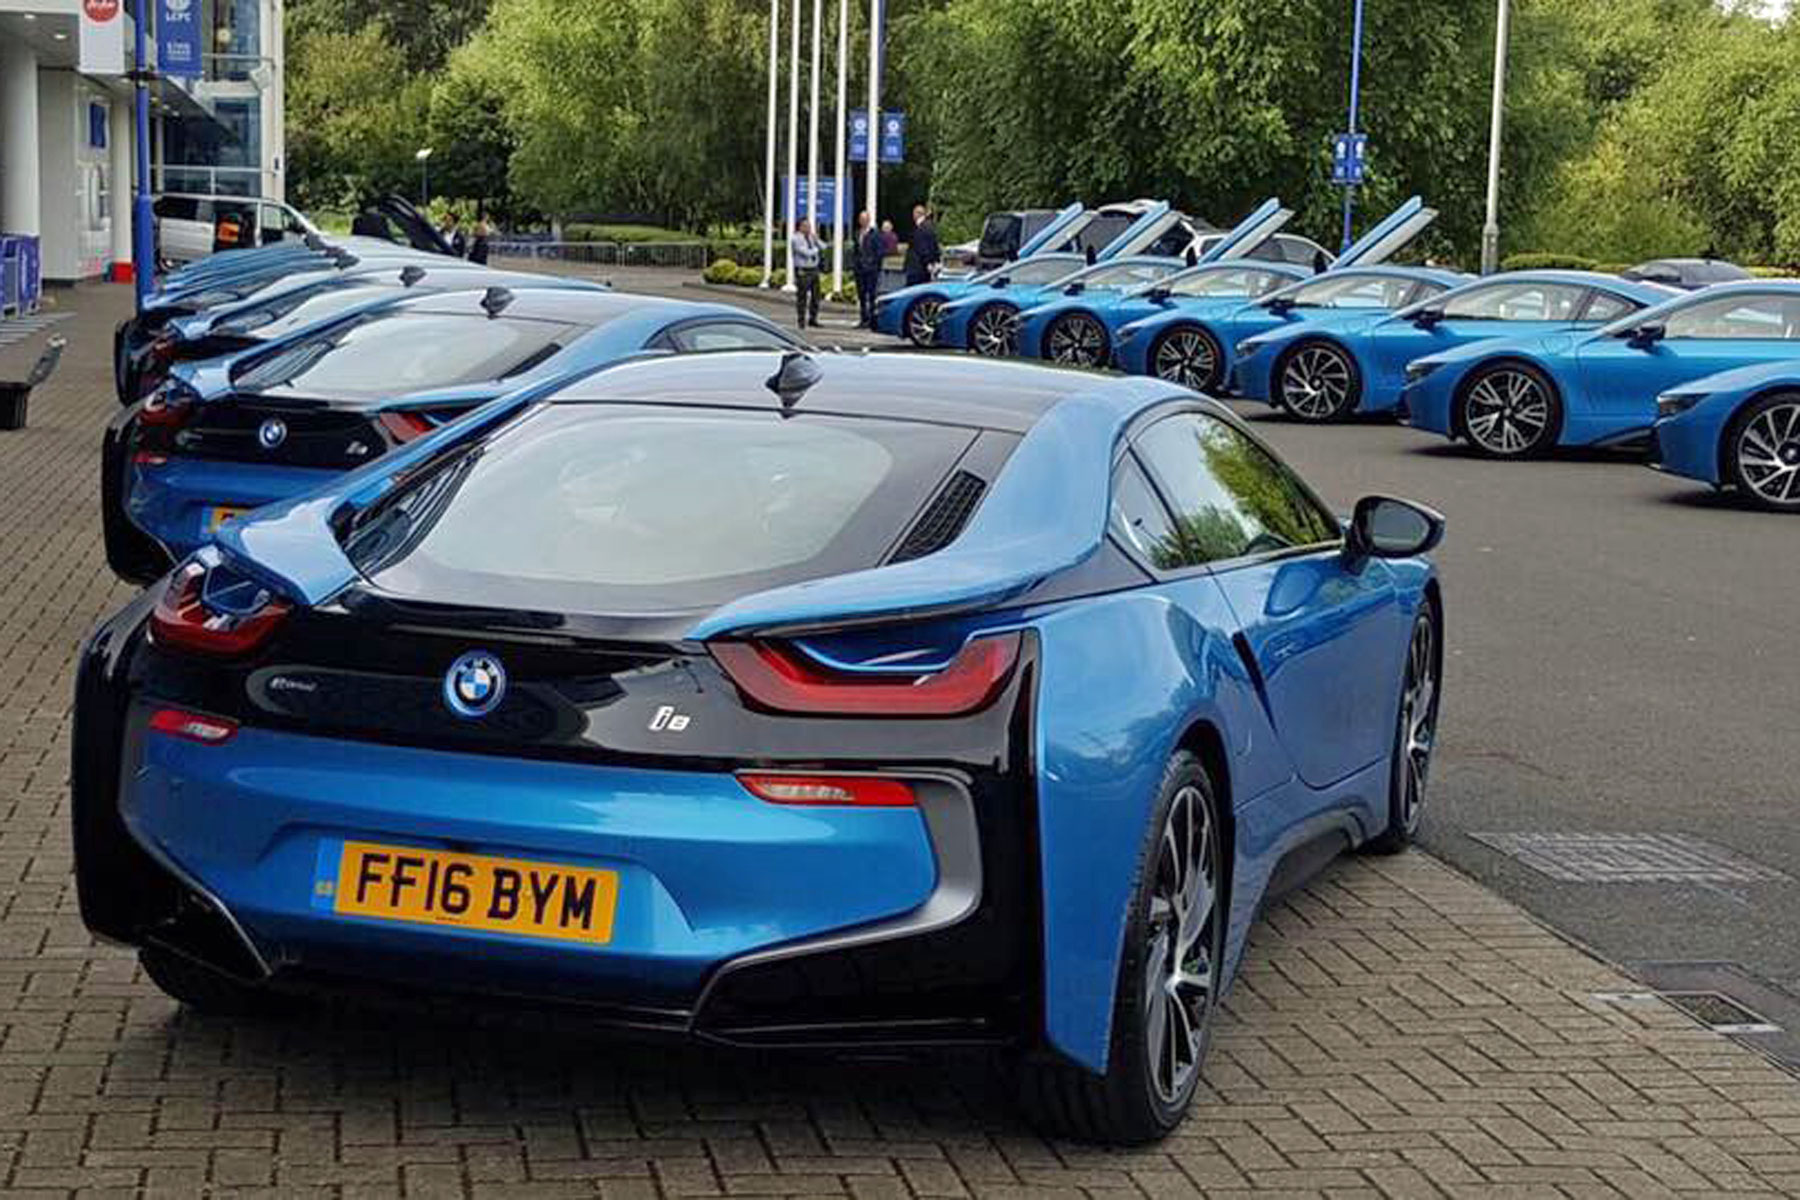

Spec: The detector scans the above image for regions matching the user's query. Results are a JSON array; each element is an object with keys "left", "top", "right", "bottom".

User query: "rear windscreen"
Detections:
[
  {"left": 215, "top": 280, "right": 400, "bottom": 338},
  {"left": 232, "top": 312, "right": 579, "bottom": 399},
  {"left": 350, "top": 405, "right": 980, "bottom": 613}
]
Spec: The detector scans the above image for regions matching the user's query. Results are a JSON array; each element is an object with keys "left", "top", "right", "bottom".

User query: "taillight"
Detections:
[
  {"left": 138, "top": 382, "right": 196, "bottom": 429},
  {"left": 740, "top": 773, "right": 915, "bottom": 807},
  {"left": 378, "top": 410, "right": 438, "bottom": 444},
  {"left": 149, "top": 561, "right": 291, "bottom": 657},
  {"left": 712, "top": 631, "right": 1021, "bottom": 716},
  {"left": 148, "top": 707, "right": 239, "bottom": 744}
]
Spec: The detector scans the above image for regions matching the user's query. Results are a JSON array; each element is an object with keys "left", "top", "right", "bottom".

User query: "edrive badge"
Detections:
[
  {"left": 257, "top": 416, "right": 287, "bottom": 450},
  {"left": 444, "top": 651, "right": 506, "bottom": 718}
]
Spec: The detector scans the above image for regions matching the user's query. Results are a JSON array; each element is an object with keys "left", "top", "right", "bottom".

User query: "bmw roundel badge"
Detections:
[
  {"left": 257, "top": 416, "right": 288, "bottom": 451},
  {"left": 444, "top": 651, "right": 506, "bottom": 718}
]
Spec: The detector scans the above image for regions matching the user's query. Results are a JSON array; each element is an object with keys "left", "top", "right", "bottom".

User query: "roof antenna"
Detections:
[
  {"left": 399, "top": 264, "right": 427, "bottom": 286},
  {"left": 480, "top": 286, "right": 514, "bottom": 318},
  {"left": 766, "top": 351, "right": 822, "bottom": 414}
]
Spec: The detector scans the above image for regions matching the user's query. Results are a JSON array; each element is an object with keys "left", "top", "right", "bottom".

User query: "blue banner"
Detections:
[
  {"left": 1330, "top": 132, "right": 1367, "bottom": 185},
  {"left": 782, "top": 175, "right": 853, "bottom": 229},
  {"left": 157, "top": 0, "right": 203, "bottom": 79},
  {"left": 848, "top": 111, "right": 905, "bottom": 164}
]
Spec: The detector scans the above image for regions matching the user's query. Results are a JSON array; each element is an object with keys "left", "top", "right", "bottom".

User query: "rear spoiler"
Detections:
[{"left": 688, "top": 376, "right": 1176, "bottom": 639}]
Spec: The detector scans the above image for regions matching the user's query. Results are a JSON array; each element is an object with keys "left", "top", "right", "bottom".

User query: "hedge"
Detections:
[{"left": 1500, "top": 252, "right": 1599, "bottom": 272}]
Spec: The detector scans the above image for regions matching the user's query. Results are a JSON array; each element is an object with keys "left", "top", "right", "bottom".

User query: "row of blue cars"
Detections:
[
  {"left": 876, "top": 198, "right": 1800, "bottom": 512},
  {"left": 79, "top": 206, "right": 1456, "bottom": 1146}
]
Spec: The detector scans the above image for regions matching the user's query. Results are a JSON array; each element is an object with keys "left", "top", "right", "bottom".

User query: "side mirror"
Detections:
[
  {"left": 1266, "top": 295, "right": 1296, "bottom": 315},
  {"left": 1063, "top": 282, "right": 1085, "bottom": 295},
  {"left": 989, "top": 276, "right": 1009, "bottom": 288},
  {"left": 1147, "top": 285, "right": 1172, "bottom": 303},
  {"left": 1626, "top": 322, "right": 1666, "bottom": 349},
  {"left": 1344, "top": 496, "right": 1445, "bottom": 564},
  {"left": 1411, "top": 306, "right": 1445, "bottom": 329}
]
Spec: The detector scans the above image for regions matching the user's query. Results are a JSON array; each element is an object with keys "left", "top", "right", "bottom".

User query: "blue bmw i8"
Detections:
[
  {"left": 103, "top": 288, "right": 803, "bottom": 584},
  {"left": 934, "top": 256, "right": 1185, "bottom": 353},
  {"left": 1234, "top": 270, "right": 1677, "bottom": 423},
  {"left": 74, "top": 350, "right": 1446, "bottom": 1145},
  {"left": 1112, "top": 265, "right": 1465, "bottom": 393},
  {"left": 134, "top": 264, "right": 610, "bottom": 402},
  {"left": 1651, "top": 359, "right": 1800, "bottom": 510},
  {"left": 1400, "top": 280, "right": 1800, "bottom": 458}
]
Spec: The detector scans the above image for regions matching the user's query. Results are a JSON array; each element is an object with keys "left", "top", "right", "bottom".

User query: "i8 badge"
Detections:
[
  {"left": 257, "top": 416, "right": 288, "bottom": 450},
  {"left": 444, "top": 651, "right": 506, "bottom": 718}
]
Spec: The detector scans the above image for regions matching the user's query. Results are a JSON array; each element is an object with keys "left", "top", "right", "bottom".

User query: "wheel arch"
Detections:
[
  {"left": 1716, "top": 386, "right": 1800, "bottom": 487},
  {"left": 1450, "top": 354, "right": 1565, "bottom": 443},
  {"left": 1172, "top": 718, "right": 1236, "bottom": 957}
]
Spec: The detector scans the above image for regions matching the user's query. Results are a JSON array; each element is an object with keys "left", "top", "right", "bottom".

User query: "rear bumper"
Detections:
[
  {"left": 124, "top": 453, "right": 338, "bottom": 565},
  {"left": 74, "top": 619, "right": 1037, "bottom": 1045}
]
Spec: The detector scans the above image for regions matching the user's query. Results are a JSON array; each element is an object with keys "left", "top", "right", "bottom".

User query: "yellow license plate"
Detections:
[
  {"left": 326, "top": 840, "right": 619, "bottom": 945},
  {"left": 206, "top": 505, "right": 250, "bottom": 531}
]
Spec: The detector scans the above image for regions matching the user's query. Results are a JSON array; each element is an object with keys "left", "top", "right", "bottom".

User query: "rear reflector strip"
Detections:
[
  {"left": 148, "top": 708, "right": 239, "bottom": 744},
  {"left": 739, "top": 774, "right": 916, "bottom": 807}
]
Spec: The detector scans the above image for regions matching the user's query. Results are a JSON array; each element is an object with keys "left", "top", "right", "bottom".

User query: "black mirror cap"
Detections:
[
  {"left": 1345, "top": 495, "right": 1446, "bottom": 563},
  {"left": 1627, "top": 322, "right": 1666, "bottom": 348},
  {"left": 1266, "top": 295, "right": 1296, "bottom": 314},
  {"left": 1412, "top": 306, "right": 1445, "bottom": 327},
  {"left": 1147, "top": 286, "right": 1172, "bottom": 303}
]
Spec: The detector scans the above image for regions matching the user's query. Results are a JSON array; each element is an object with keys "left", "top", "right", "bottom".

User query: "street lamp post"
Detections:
[
  {"left": 806, "top": 0, "right": 822, "bottom": 233},
  {"left": 831, "top": 0, "right": 849, "bottom": 294},
  {"left": 1481, "top": 0, "right": 1511, "bottom": 274},
  {"left": 1340, "top": 0, "right": 1365, "bottom": 254},
  {"left": 761, "top": 0, "right": 780, "bottom": 286},
  {"left": 415, "top": 147, "right": 433, "bottom": 207},
  {"left": 865, "top": 0, "right": 880, "bottom": 244}
]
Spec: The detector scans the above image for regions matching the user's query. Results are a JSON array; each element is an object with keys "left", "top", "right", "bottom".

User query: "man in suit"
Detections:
[
  {"left": 853, "top": 211, "right": 884, "bottom": 329},
  {"left": 904, "top": 205, "right": 940, "bottom": 288}
]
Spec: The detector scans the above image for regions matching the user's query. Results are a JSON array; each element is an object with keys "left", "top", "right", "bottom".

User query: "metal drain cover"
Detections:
[
  {"left": 1660, "top": 991, "right": 1781, "bottom": 1034},
  {"left": 1470, "top": 831, "right": 1790, "bottom": 884}
]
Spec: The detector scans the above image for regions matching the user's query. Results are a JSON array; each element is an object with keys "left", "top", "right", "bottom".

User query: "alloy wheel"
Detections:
[
  {"left": 1143, "top": 782, "right": 1219, "bottom": 1106},
  {"left": 971, "top": 305, "right": 1019, "bottom": 357},
  {"left": 1279, "top": 344, "right": 1353, "bottom": 420},
  {"left": 1396, "top": 615, "right": 1439, "bottom": 835},
  {"left": 1464, "top": 367, "right": 1553, "bottom": 456},
  {"left": 1152, "top": 328, "right": 1219, "bottom": 391},
  {"left": 1734, "top": 399, "right": 1800, "bottom": 509},
  {"left": 1047, "top": 314, "right": 1108, "bottom": 367},
  {"left": 904, "top": 299, "right": 943, "bottom": 346}
]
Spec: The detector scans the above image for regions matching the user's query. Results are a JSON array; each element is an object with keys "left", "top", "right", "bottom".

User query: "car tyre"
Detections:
[
  {"left": 1366, "top": 600, "right": 1442, "bottom": 855},
  {"left": 140, "top": 946, "right": 286, "bottom": 1018},
  {"left": 1275, "top": 340, "right": 1360, "bottom": 422},
  {"left": 969, "top": 304, "right": 1019, "bottom": 357},
  {"left": 903, "top": 298, "right": 943, "bottom": 347},
  {"left": 1044, "top": 312, "right": 1110, "bottom": 368},
  {"left": 1014, "top": 751, "right": 1225, "bottom": 1144},
  {"left": 1723, "top": 391, "right": 1800, "bottom": 512},
  {"left": 1456, "top": 361, "right": 1562, "bottom": 458},
  {"left": 1150, "top": 325, "right": 1224, "bottom": 392}
]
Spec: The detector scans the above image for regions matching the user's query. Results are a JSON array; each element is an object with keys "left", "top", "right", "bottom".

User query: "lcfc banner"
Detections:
[
  {"left": 158, "top": 0, "right": 202, "bottom": 78},
  {"left": 79, "top": 0, "right": 125, "bottom": 76}
]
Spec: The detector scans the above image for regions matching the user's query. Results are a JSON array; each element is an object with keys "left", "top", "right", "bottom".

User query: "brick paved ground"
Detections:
[{"left": 3, "top": 283, "right": 1799, "bottom": 1198}]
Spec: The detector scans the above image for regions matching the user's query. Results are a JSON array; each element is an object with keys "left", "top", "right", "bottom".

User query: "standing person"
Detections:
[
  {"left": 468, "top": 215, "right": 492, "bottom": 265},
  {"left": 790, "top": 218, "right": 823, "bottom": 328},
  {"left": 880, "top": 219, "right": 899, "bottom": 256},
  {"left": 853, "top": 211, "right": 883, "bottom": 329},
  {"left": 904, "top": 205, "right": 941, "bottom": 287},
  {"left": 438, "top": 211, "right": 467, "bottom": 257}
]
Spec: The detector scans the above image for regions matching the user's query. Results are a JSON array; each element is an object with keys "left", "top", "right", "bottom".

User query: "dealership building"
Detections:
[{"left": 0, "top": 0, "right": 284, "bottom": 284}]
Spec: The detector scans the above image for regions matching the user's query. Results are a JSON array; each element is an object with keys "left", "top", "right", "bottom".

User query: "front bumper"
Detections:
[{"left": 1399, "top": 375, "right": 1458, "bottom": 436}]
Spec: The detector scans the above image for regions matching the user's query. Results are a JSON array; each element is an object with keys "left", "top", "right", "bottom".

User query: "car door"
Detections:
[
  {"left": 1576, "top": 291, "right": 1800, "bottom": 421},
  {"left": 1364, "top": 280, "right": 1590, "bottom": 396},
  {"left": 1130, "top": 410, "right": 1404, "bottom": 789}
]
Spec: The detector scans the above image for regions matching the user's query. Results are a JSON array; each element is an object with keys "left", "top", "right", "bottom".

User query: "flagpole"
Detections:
[
  {"left": 864, "top": 0, "right": 880, "bottom": 249},
  {"left": 807, "top": 0, "right": 822, "bottom": 235},
  {"left": 760, "top": 0, "right": 779, "bottom": 286},
  {"left": 831, "top": 0, "right": 849, "bottom": 294},
  {"left": 784, "top": 0, "right": 801, "bottom": 291}
]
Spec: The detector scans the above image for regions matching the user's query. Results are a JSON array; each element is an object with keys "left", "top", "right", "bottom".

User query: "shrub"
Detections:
[
  {"left": 703, "top": 258, "right": 741, "bottom": 284},
  {"left": 1500, "top": 252, "right": 1599, "bottom": 272},
  {"left": 1749, "top": 265, "right": 1798, "bottom": 278}
]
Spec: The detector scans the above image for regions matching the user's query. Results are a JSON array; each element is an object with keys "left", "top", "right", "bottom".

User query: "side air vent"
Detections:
[{"left": 891, "top": 471, "right": 986, "bottom": 563}]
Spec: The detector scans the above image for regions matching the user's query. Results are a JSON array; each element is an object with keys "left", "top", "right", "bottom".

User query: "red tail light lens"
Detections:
[
  {"left": 150, "top": 562, "right": 291, "bottom": 657},
  {"left": 739, "top": 773, "right": 916, "bottom": 807},
  {"left": 712, "top": 631, "right": 1021, "bottom": 716},
  {"left": 138, "top": 383, "right": 196, "bottom": 429},
  {"left": 148, "top": 707, "right": 239, "bottom": 745},
  {"left": 378, "top": 410, "right": 438, "bottom": 444}
]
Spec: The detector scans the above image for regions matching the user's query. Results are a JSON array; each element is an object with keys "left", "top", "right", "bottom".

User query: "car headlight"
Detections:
[
  {"left": 1404, "top": 360, "right": 1444, "bottom": 383},
  {"left": 1657, "top": 392, "right": 1706, "bottom": 419},
  {"left": 1235, "top": 341, "right": 1260, "bottom": 360},
  {"left": 1117, "top": 325, "right": 1141, "bottom": 344}
]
